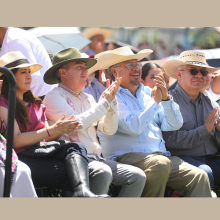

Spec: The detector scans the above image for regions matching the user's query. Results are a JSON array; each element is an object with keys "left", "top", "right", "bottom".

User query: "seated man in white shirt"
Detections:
[
  {"left": 43, "top": 47, "right": 146, "bottom": 197},
  {"left": 92, "top": 46, "right": 211, "bottom": 197}
]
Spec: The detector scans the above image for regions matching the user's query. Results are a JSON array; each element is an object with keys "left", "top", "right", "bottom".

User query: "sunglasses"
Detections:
[{"left": 180, "top": 68, "right": 209, "bottom": 77}]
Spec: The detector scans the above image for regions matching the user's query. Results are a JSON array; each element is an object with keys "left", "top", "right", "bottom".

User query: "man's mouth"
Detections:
[
  {"left": 130, "top": 73, "right": 139, "bottom": 77},
  {"left": 192, "top": 79, "right": 203, "bottom": 83}
]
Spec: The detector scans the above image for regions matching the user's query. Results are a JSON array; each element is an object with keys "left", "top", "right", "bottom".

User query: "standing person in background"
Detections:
[
  {"left": 83, "top": 53, "right": 113, "bottom": 102},
  {"left": 83, "top": 69, "right": 109, "bottom": 102},
  {"left": 0, "top": 27, "right": 56, "bottom": 99},
  {"left": 81, "top": 28, "right": 112, "bottom": 56}
]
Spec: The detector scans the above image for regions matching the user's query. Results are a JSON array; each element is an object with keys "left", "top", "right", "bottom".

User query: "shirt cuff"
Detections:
[
  {"left": 98, "top": 98, "right": 110, "bottom": 111},
  {"left": 197, "top": 125, "right": 209, "bottom": 139},
  {"left": 161, "top": 99, "right": 172, "bottom": 110},
  {"left": 109, "top": 98, "right": 118, "bottom": 113}
]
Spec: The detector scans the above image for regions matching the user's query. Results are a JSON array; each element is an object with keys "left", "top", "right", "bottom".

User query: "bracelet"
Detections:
[
  {"left": 46, "top": 127, "right": 51, "bottom": 137},
  {"left": 162, "top": 94, "right": 171, "bottom": 101}
]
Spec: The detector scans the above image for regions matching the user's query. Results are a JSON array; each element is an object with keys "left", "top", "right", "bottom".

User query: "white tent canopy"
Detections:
[{"left": 28, "top": 27, "right": 91, "bottom": 55}]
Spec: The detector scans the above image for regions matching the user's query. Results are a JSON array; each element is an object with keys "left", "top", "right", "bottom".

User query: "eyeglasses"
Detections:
[
  {"left": 114, "top": 63, "right": 142, "bottom": 70},
  {"left": 180, "top": 68, "right": 209, "bottom": 77}
]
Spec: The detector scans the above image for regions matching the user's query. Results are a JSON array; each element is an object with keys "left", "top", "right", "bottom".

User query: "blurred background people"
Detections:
[{"left": 81, "top": 28, "right": 112, "bottom": 56}]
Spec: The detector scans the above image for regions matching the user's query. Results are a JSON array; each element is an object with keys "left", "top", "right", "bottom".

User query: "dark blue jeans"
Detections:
[{"left": 179, "top": 155, "right": 220, "bottom": 189}]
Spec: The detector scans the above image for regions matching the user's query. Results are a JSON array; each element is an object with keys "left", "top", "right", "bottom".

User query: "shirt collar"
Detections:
[
  {"left": 175, "top": 83, "right": 202, "bottom": 104},
  {"left": 58, "top": 83, "right": 83, "bottom": 98},
  {"left": 91, "top": 78, "right": 98, "bottom": 85},
  {"left": 119, "top": 83, "right": 142, "bottom": 96}
]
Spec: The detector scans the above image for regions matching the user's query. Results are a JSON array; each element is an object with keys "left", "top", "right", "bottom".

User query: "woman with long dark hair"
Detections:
[{"left": 0, "top": 51, "right": 108, "bottom": 197}]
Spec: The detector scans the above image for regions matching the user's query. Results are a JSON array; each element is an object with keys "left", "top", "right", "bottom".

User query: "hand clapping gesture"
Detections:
[
  {"left": 154, "top": 74, "right": 170, "bottom": 101},
  {"left": 101, "top": 77, "right": 122, "bottom": 103},
  {"left": 49, "top": 115, "right": 83, "bottom": 136}
]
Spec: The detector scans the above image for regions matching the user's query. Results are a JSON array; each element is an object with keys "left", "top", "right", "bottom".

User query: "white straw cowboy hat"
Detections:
[
  {"left": 87, "top": 46, "right": 153, "bottom": 75},
  {"left": 0, "top": 51, "right": 42, "bottom": 76},
  {"left": 82, "top": 28, "right": 112, "bottom": 40},
  {"left": 164, "top": 50, "right": 220, "bottom": 79}
]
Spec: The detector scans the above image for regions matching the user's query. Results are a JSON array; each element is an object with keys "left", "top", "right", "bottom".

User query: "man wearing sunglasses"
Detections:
[
  {"left": 163, "top": 50, "right": 220, "bottom": 191},
  {"left": 94, "top": 46, "right": 212, "bottom": 197}
]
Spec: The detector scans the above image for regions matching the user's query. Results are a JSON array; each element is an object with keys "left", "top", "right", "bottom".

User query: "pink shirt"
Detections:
[{"left": 0, "top": 95, "right": 47, "bottom": 153}]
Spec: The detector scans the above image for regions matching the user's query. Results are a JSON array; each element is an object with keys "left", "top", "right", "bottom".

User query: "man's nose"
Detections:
[
  {"left": 195, "top": 70, "right": 203, "bottom": 77},
  {"left": 133, "top": 64, "right": 140, "bottom": 71}
]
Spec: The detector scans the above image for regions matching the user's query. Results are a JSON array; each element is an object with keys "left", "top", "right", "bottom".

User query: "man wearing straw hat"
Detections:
[
  {"left": 163, "top": 50, "right": 220, "bottom": 190},
  {"left": 94, "top": 46, "right": 211, "bottom": 197},
  {"left": 81, "top": 28, "right": 112, "bottom": 56},
  {"left": 43, "top": 47, "right": 147, "bottom": 197}
]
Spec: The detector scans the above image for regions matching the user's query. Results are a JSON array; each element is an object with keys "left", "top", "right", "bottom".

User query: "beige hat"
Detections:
[
  {"left": 164, "top": 50, "right": 220, "bottom": 79},
  {"left": 87, "top": 46, "right": 153, "bottom": 75},
  {"left": 0, "top": 51, "right": 42, "bottom": 76},
  {"left": 82, "top": 28, "right": 112, "bottom": 40}
]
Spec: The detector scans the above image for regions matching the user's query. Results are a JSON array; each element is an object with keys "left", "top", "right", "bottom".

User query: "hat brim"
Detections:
[
  {"left": 83, "top": 29, "right": 112, "bottom": 40},
  {"left": 0, "top": 63, "right": 42, "bottom": 77},
  {"left": 164, "top": 60, "right": 220, "bottom": 79},
  {"left": 87, "top": 49, "right": 153, "bottom": 75},
  {"left": 44, "top": 58, "right": 97, "bottom": 85}
]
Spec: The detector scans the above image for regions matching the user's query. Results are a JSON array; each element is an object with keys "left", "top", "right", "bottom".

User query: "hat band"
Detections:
[
  {"left": 4, "top": 59, "right": 29, "bottom": 68},
  {"left": 185, "top": 61, "right": 206, "bottom": 66}
]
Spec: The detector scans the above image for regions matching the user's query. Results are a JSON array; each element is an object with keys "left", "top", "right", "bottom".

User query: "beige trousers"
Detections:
[{"left": 117, "top": 152, "right": 212, "bottom": 197}]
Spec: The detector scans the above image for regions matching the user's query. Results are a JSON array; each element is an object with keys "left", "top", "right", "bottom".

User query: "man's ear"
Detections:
[
  {"left": 59, "top": 68, "right": 66, "bottom": 79},
  {"left": 176, "top": 70, "right": 181, "bottom": 80},
  {"left": 140, "top": 78, "right": 144, "bottom": 84},
  {"left": 110, "top": 67, "right": 117, "bottom": 79}
]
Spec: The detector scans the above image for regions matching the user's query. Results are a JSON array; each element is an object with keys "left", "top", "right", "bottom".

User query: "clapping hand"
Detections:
[{"left": 154, "top": 74, "right": 170, "bottom": 100}]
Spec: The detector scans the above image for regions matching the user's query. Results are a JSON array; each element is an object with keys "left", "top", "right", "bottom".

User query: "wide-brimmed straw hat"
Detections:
[
  {"left": 0, "top": 51, "right": 42, "bottom": 76},
  {"left": 44, "top": 47, "right": 97, "bottom": 84},
  {"left": 87, "top": 46, "right": 153, "bottom": 75},
  {"left": 164, "top": 50, "right": 220, "bottom": 79},
  {"left": 82, "top": 28, "right": 112, "bottom": 40}
]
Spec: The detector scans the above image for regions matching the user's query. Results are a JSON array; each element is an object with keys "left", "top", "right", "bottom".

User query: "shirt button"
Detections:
[{"left": 154, "top": 108, "right": 156, "bottom": 110}]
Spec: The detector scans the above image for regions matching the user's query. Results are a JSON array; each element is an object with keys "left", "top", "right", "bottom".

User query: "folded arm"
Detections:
[{"left": 163, "top": 125, "right": 209, "bottom": 150}]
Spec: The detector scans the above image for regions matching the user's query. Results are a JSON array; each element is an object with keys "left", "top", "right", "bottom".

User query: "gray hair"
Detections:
[
  {"left": 108, "top": 65, "right": 117, "bottom": 82},
  {"left": 54, "top": 63, "right": 69, "bottom": 82},
  {"left": 177, "top": 65, "right": 187, "bottom": 70}
]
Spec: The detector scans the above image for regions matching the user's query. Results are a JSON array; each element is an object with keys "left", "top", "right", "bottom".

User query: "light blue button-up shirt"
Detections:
[{"left": 98, "top": 84, "right": 183, "bottom": 160}]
